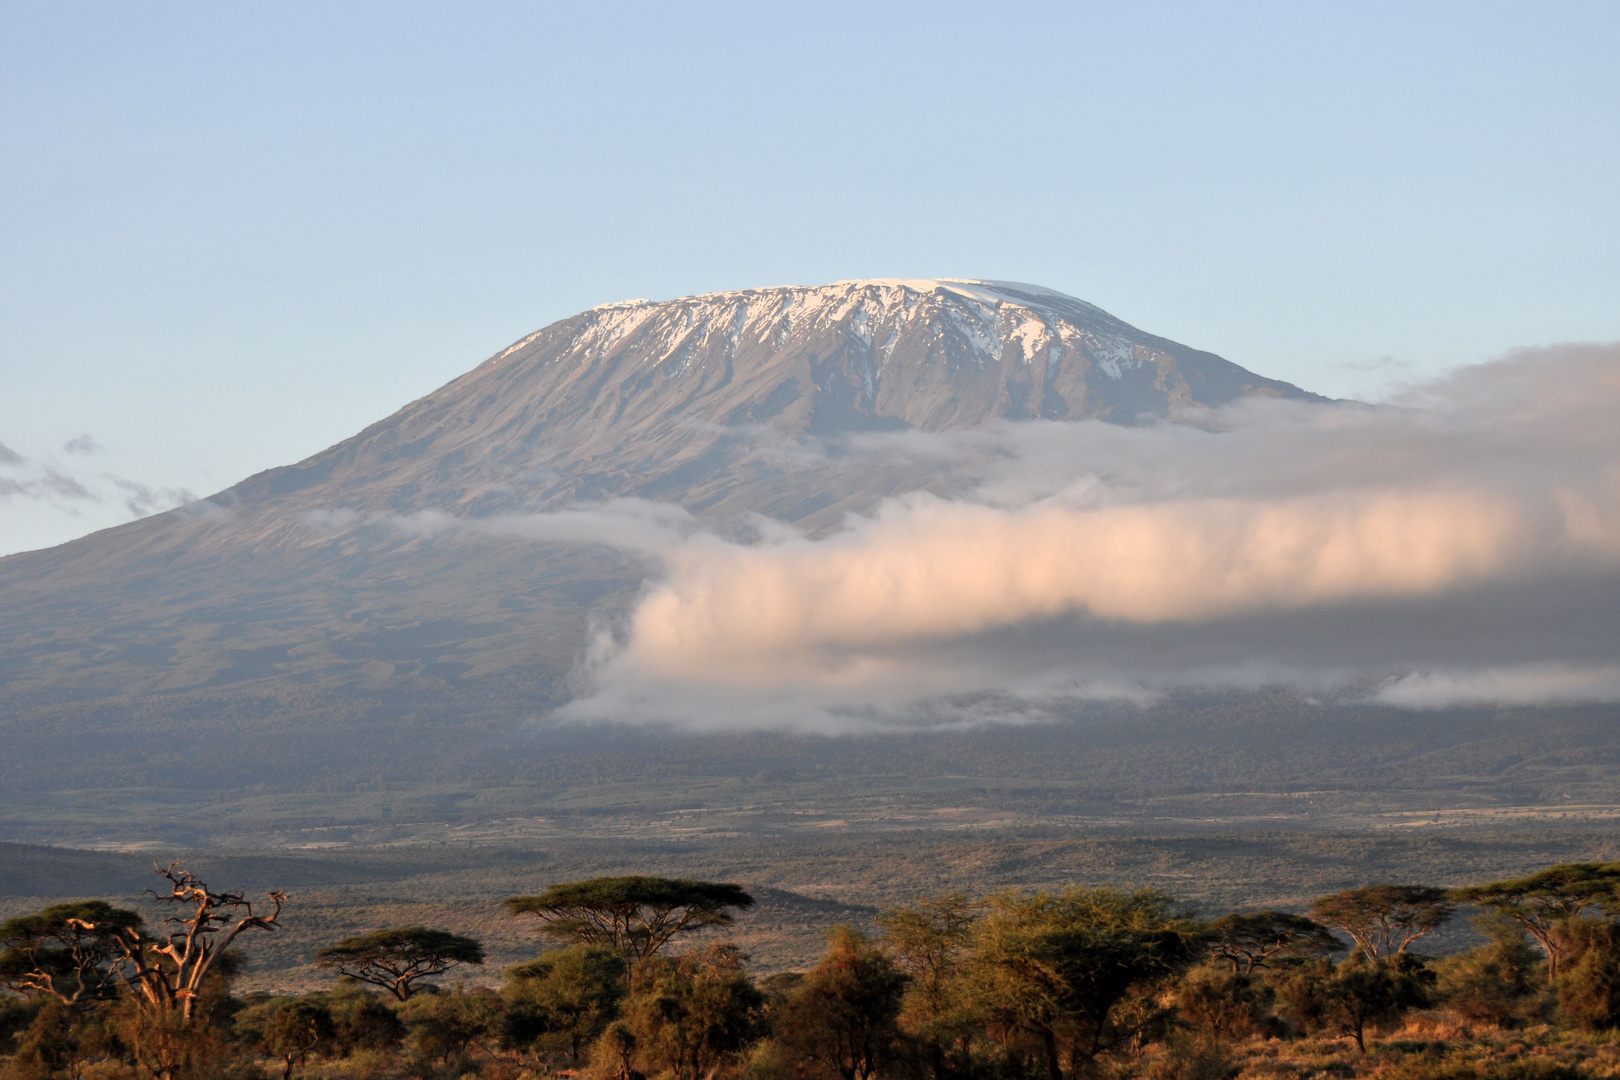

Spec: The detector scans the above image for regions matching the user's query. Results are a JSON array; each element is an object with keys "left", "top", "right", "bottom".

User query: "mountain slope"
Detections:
[{"left": 0, "top": 280, "right": 1321, "bottom": 795}]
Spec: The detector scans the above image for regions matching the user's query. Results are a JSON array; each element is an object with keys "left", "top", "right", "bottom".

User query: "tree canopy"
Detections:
[
  {"left": 504, "top": 943, "right": 627, "bottom": 1063},
  {"left": 315, "top": 927, "right": 485, "bottom": 1000},
  {"left": 969, "top": 887, "right": 1207, "bottom": 1079},
  {"left": 1452, "top": 862, "right": 1620, "bottom": 980},
  {"left": 1309, "top": 885, "right": 1452, "bottom": 960},
  {"left": 0, "top": 900, "right": 143, "bottom": 1008},
  {"left": 1208, "top": 911, "right": 1342, "bottom": 974},
  {"left": 503, "top": 877, "right": 755, "bottom": 961}
]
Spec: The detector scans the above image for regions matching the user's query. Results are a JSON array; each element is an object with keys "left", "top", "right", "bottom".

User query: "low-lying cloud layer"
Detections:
[
  {"left": 538, "top": 344, "right": 1620, "bottom": 728},
  {"left": 309, "top": 344, "right": 1618, "bottom": 729}
]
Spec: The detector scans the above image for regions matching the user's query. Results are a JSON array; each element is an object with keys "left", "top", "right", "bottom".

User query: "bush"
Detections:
[
  {"left": 234, "top": 997, "right": 335, "bottom": 1080},
  {"left": 766, "top": 927, "right": 910, "bottom": 1080},
  {"left": 398, "top": 988, "right": 504, "bottom": 1069},
  {"left": 1174, "top": 968, "right": 1273, "bottom": 1041},
  {"left": 1556, "top": 919, "right": 1620, "bottom": 1031},
  {"left": 1269, "top": 953, "right": 1433, "bottom": 1051},
  {"left": 1436, "top": 914, "right": 1543, "bottom": 1028},
  {"left": 1140, "top": 1033, "right": 1238, "bottom": 1080},
  {"left": 325, "top": 990, "right": 406, "bottom": 1056},
  {"left": 4, "top": 1002, "right": 81, "bottom": 1080},
  {"left": 501, "top": 943, "right": 625, "bottom": 1064},
  {"left": 0, "top": 1000, "right": 38, "bottom": 1059},
  {"left": 602, "top": 943, "right": 762, "bottom": 1080}
]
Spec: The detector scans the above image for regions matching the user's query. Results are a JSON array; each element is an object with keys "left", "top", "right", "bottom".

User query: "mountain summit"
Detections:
[
  {"left": 228, "top": 279, "right": 1314, "bottom": 524},
  {"left": 0, "top": 281, "right": 1321, "bottom": 806}
]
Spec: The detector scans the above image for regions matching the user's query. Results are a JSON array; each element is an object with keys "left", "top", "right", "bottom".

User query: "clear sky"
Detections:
[{"left": 2, "top": 1, "right": 1617, "bottom": 556}]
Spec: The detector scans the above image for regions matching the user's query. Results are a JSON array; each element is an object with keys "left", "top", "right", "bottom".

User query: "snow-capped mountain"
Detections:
[
  {"left": 0, "top": 280, "right": 1319, "bottom": 785},
  {"left": 224, "top": 279, "right": 1313, "bottom": 528}
]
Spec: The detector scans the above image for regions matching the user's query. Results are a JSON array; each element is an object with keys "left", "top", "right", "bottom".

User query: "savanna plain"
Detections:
[{"left": 5, "top": 696, "right": 1620, "bottom": 1080}]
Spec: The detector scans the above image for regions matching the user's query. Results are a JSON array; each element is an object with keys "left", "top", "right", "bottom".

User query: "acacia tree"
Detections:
[
  {"left": 315, "top": 927, "right": 485, "bottom": 1001},
  {"left": 236, "top": 998, "right": 336, "bottom": 1080},
  {"left": 620, "top": 942, "right": 763, "bottom": 1080},
  {"left": 970, "top": 887, "right": 1207, "bottom": 1080},
  {"left": 879, "top": 894, "right": 979, "bottom": 1080},
  {"left": 772, "top": 926, "right": 910, "bottom": 1080},
  {"left": 1309, "top": 886, "right": 1452, "bottom": 960},
  {"left": 503, "top": 943, "right": 627, "bottom": 1063},
  {"left": 115, "top": 863, "right": 287, "bottom": 1025},
  {"left": 0, "top": 900, "right": 143, "bottom": 1008},
  {"left": 1452, "top": 862, "right": 1620, "bottom": 982},
  {"left": 1207, "top": 911, "right": 1341, "bottom": 974},
  {"left": 503, "top": 877, "right": 755, "bottom": 961}
]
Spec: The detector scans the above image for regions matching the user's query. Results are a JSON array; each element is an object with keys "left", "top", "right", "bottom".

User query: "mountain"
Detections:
[{"left": 0, "top": 279, "right": 1322, "bottom": 814}]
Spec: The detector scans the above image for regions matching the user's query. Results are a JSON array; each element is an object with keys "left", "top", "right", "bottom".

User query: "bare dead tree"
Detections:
[{"left": 112, "top": 863, "right": 287, "bottom": 1024}]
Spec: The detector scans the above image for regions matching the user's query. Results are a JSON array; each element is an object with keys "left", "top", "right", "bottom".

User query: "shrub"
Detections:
[
  {"left": 1436, "top": 914, "right": 1543, "bottom": 1028},
  {"left": 1555, "top": 919, "right": 1620, "bottom": 1031},
  {"left": 1174, "top": 968, "right": 1273, "bottom": 1041}
]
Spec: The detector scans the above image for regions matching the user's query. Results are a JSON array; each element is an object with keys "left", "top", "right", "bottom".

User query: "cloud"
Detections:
[
  {"left": 108, "top": 477, "right": 198, "bottom": 518},
  {"left": 303, "top": 344, "right": 1620, "bottom": 730},
  {"left": 42, "top": 469, "right": 94, "bottom": 500},
  {"left": 0, "top": 465, "right": 96, "bottom": 503},
  {"left": 0, "top": 440, "right": 197, "bottom": 521},
  {"left": 610, "top": 485, "right": 1539, "bottom": 688},
  {"left": 62, "top": 434, "right": 104, "bottom": 455},
  {"left": 1373, "top": 664, "right": 1620, "bottom": 708},
  {"left": 549, "top": 343, "right": 1620, "bottom": 728},
  {"left": 303, "top": 498, "right": 699, "bottom": 554}
]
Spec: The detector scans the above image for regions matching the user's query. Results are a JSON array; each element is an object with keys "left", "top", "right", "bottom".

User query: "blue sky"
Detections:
[{"left": 2, "top": 1, "right": 1617, "bottom": 555}]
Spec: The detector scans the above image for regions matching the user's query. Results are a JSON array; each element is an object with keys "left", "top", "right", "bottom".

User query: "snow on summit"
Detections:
[{"left": 179, "top": 278, "right": 1318, "bottom": 534}]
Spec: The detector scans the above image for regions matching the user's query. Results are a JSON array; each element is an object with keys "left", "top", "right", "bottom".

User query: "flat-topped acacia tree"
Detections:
[
  {"left": 315, "top": 927, "right": 485, "bottom": 1000},
  {"left": 1309, "top": 885, "right": 1453, "bottom": 960},
  {"left": 1207, "top": 911, "right": 1342, "bottom": 974},
  {"left": 1452, "top": 862, "right": 1620, "bottom": 982},
  {"left": 503, "top": 876, "right": 755, "bottom": 961}
]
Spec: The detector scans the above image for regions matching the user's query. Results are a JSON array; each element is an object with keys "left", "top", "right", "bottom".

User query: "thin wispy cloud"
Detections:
[
  {"left": 109, "top": 477, "right": 199, "bottom": 518},
  {"left": 0, "top": 436, "right": 196, "bottom": 523}
]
